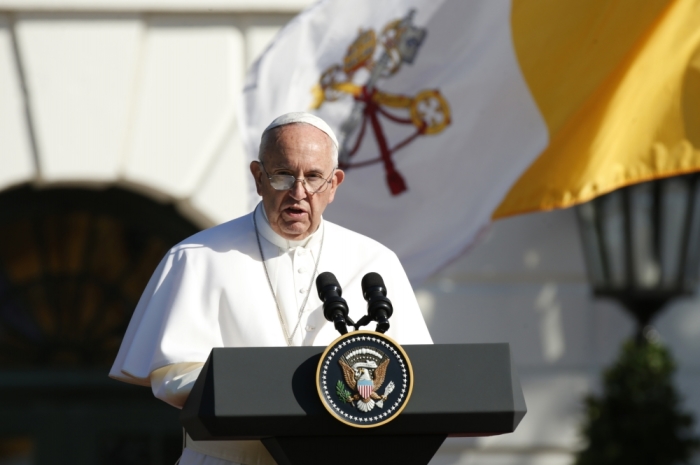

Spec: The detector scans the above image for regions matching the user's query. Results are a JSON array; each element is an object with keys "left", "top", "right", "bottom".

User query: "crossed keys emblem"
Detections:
[{"left": 311, "top": 10, "right": 451, "bottom": 195}]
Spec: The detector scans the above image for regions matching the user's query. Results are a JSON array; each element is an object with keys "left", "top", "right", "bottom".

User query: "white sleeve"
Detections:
[
  {"left": 109, "top": 245, "right": 224, "bottom": 386},
  {"left": 149, "top": 362, "right": 205, "bottom": 409}
]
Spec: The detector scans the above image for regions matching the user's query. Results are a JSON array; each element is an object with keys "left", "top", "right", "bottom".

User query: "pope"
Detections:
[{"left": 110, "top": 112, "right": 432, "bottom": 465}]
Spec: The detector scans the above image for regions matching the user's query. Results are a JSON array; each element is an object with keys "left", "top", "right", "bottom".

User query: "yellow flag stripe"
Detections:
[{"left": 494, "top": 0, "right": 700, "bottom": 219}]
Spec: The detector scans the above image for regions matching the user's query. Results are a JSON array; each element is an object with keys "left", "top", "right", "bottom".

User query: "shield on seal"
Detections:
[{"left": 357, "top": 378, "right": 373, "bottom": 399}]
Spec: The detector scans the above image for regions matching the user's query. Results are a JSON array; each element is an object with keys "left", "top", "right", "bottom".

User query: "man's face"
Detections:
[{"left": 250, "top": 124, "right": 345, "bottom": 240}]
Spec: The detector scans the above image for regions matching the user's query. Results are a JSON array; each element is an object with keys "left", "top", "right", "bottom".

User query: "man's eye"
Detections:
[{"left": 307, "top": 174, "right": 324, "bottom": 180}]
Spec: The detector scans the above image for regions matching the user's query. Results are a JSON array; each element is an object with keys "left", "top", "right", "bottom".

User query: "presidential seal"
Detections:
[{"left": 316, "top": 330, "right": 413, "bottom": 428}]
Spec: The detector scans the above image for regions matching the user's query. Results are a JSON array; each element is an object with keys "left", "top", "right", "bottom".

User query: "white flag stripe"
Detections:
[{"left": 242, "top": 0, "right": 549, "bottom": 284}]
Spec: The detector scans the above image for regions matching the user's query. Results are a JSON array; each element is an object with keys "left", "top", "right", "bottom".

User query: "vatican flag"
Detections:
[{"left": 241, "top": 0, "right": 700, "bottom": 284}]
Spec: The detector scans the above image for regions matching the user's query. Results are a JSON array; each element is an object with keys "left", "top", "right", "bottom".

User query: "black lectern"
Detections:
[{"left": 181, "top": 343, "right": 526, "bottom": 465}]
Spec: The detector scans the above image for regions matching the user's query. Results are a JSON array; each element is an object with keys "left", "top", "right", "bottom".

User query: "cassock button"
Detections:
[
  {"left": 298, "top": 268, "right": 307, "bottom": 274},
  {"left": 305, "top": 325, "right": 315, "bottom": 331},
  {"left": 299, "top": 288, "right": 307, "bottom": 294}
]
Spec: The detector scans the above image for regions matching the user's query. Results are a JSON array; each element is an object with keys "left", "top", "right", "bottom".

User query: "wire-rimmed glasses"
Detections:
[{"left": 259, "top": 162, "right": 335, "bottom": 194}]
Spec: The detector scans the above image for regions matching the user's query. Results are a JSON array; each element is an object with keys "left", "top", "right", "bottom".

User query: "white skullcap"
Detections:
[{"left": 264, "top": 111, "right": 338, "bottom": 148}]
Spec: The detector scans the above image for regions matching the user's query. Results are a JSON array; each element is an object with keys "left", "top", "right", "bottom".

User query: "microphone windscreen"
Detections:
[
  {"left": 316, "top": 271, "right": 340, "bottom": 293},
  {"left": 361, "top": 272, "right": 384, "bottom": 291}
]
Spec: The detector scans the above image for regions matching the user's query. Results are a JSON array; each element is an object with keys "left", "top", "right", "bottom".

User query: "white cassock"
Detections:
[{"left": 110, "top": 203, "right": 433, "bottom": 465}]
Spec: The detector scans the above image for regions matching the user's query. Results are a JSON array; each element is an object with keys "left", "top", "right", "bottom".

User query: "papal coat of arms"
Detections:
[
  {"left": 316, "top": 331, "right": 413, "bottom": 428},
  {"left": 311, "top": 9, "right": 451, "bottom": 196}
]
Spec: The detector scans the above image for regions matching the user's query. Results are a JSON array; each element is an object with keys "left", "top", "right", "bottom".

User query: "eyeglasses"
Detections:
[{"left": 259, "top": 162, "right": 335, "bottom": 194}]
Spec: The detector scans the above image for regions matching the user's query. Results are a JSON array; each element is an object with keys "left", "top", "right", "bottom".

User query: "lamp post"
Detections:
[
  {"left": 576, "top": 173, "right": 700, "bottom": 338},
  {"left": 574, "top": 174, "right": 700, "bottom": 464}
]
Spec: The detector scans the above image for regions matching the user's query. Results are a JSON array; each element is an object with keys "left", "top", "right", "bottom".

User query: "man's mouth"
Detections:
[{"left": 283, "top": 206, "right": 307, "bottom": 218}]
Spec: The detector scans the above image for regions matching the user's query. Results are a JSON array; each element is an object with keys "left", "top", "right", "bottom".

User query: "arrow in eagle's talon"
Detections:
[{"left": 383, "top": 381, "right": 395, "bottom": 396}]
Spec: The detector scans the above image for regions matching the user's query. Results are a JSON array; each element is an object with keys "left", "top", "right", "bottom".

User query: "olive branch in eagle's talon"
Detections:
[{"left": 336, "top": 380, "right": 353, "bottom": 403}]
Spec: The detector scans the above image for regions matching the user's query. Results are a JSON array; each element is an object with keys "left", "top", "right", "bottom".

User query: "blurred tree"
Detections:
[{"left": 576, "top": 336, "right": 699, "bottom": 465}]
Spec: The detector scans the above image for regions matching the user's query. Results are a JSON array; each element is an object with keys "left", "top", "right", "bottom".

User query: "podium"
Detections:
[{"left": 181, "top": 343, "right": 526, "bottom": 465}]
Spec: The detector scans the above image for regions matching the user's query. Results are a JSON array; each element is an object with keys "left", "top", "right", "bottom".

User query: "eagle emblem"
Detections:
[
  {"left": 317, "top": 331, "right": 413, "bottom": 427},
  {"left": 337, "top": 346, "right": 395, "bottom": 412}
]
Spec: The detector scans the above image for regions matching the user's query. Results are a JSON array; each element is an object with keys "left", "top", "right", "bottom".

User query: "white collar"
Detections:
[{"left": 254, "top": 202, "right": 324, "bottom": 251}]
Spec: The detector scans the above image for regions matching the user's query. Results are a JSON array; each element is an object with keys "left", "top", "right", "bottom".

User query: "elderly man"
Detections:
[{"left": 110, "top": 112, "right": 432, "bottom": 465}]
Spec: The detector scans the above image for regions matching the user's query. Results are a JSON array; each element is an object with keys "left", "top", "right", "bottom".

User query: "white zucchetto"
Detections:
[{"left": 263, "top": 112, "right": 338, "bottom": 148}]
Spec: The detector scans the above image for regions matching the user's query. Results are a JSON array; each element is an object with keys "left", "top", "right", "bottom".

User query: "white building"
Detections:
[{"left": 0, "top": 1, "right": 698, "bottom": 464}]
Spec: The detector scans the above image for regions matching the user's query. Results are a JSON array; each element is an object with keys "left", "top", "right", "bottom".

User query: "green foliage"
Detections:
[
  {"left": 336, "top": 380, "right": 352, "bottom": 403},
  {"left": 576, "top": 339, "right": 699, "bottom": 465}
]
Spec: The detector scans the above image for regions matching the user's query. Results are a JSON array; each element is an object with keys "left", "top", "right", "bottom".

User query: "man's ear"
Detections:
[
  {"left": 250, "top": 160, "right": 264, "bottom": 196},
  {"left": 327, "top": 169, "right": 345, "bottom": 204},
  {"left": 333, "top": 169, "right": 345, "bottom": 187}
]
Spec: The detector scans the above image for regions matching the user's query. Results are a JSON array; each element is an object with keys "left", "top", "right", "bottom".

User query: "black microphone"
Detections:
[
  {"left": 316, "top": 272, "right": 353, "bottom": 335},
  {"left": 360, "top": 272, "right": 393, "bottom": 333}
]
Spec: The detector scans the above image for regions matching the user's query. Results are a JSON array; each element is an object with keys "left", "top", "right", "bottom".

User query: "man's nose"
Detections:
[{"left": 289, "top": 179, "right": 307, "bottom": 200}]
